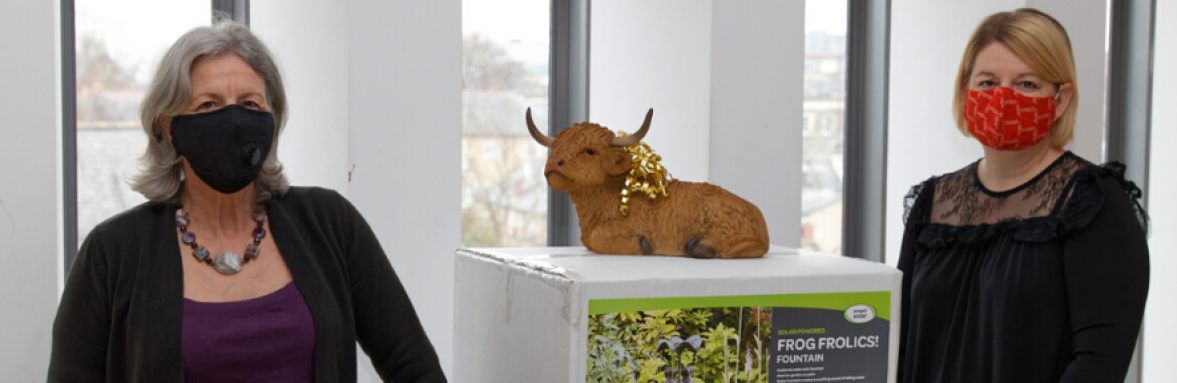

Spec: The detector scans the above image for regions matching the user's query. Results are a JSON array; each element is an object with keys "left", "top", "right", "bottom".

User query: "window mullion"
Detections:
[
  {"left": 547, "top": 0, "right": 590, "bottom": 246},
  {"left": 841, "top": 0, "right": 890, "bottom": 262}
]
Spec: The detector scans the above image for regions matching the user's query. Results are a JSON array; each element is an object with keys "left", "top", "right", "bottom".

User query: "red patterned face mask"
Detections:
[{"left": 964, "top": 87, "right": 1057, "bottom": 151}]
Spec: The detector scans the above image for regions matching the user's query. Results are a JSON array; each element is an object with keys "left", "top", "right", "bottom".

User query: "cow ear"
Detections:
[{"left": 607, "top": 149, "right": 631, "bottom": 176}]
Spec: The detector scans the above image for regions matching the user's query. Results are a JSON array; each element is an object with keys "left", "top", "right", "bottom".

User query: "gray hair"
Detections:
[{"left": 131, "top": 20, "right": 289, "bottom": 204}]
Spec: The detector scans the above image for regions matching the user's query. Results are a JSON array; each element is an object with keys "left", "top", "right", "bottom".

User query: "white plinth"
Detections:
[{"left": 453, "top": 246, "right": 902, "bottom": 383}]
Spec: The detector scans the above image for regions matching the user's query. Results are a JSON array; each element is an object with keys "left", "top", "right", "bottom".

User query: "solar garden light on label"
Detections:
[{"left": 653, "top": 335, "right": 703, "bottom": 383}]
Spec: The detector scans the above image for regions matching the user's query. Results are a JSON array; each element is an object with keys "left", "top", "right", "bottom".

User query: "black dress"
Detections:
[{"left": 897, "top": 152, "right": 1149, "bottom": 383}]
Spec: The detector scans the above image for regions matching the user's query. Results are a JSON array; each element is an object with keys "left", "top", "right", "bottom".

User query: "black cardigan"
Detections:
[{"left": 48, "top": 187, "right": 446, "bottom": 382}]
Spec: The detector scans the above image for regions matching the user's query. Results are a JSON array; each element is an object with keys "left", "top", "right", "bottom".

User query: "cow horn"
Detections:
[
  {"left": 526, "top": 108, "right": 554, "bottom": 148},
  {"left": 611, "top": 108, "right": 653, "bottom": 147}
]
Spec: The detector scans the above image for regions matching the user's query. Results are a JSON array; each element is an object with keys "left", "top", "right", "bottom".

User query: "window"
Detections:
[
  {"left": 461, "top": 0, "right": 550, "bottom": 247},
  {"left": 480, "top": 140, "right": 502, "bottom": 162},
  {"left": 73, "top": 1, "right": 210, "bottom": 248},
  {"left": 800, "top": 0, "right": 847, "bottom": 254},
  {"left": 462, "top": 140, "right": 469, "bottom": 171}
]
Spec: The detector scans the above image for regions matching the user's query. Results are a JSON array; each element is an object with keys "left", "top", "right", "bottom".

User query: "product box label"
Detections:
[{"left": 587, "top": 292, "right": 889, "bottom": 383}]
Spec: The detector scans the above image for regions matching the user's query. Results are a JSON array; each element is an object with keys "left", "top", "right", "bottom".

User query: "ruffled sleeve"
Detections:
[
  {"left": 1056, "top": 162, "right": 1148, "bottom": 235},
  {"left": 1056, "top": 163, "right": 1150, "bottom": 382},
  {"left": 903, "top": 177, "right": 937, "bottom": 226},
  {"left": 897, "top": 177, "right": 937, "bottom": 381}
]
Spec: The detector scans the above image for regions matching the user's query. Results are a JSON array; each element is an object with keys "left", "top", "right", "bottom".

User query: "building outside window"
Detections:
[
  {"left": 800, "top": 0, "right": 847, "bottom": 254},
  {"left": 461, "top": 0, "right": 551, "bottom": 247},
  {"left": 74, "top": 1, "right": 209, "bottom": 247}
]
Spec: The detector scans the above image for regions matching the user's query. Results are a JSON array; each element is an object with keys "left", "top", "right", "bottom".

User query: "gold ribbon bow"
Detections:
[{"left": 616, "top": 131, "right": 673, "bottom": 216}]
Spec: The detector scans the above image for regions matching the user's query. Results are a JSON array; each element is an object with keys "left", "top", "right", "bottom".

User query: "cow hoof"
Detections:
[
  {"left": 690, "top": 245, "right": 717, "bottom": 259},
  {"left": 640, "top": 237, "right": 653, "bottom": 255},
  {"left": 684, "top": 238, "right": 700, "bottom": 255},
  {"left": 684, "top": 238, "right": 716, "bottom": 258}
]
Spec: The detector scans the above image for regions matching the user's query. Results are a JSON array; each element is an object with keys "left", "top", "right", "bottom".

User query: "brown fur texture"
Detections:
[{"left": 540, "top": 122, "right": 770, "bottom": 258}]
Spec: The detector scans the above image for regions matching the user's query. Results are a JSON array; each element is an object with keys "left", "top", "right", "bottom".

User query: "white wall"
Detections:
[
  {"left": 886, "top": 0, "right": 1021, "bottom": 265},
  {"left": 885, "top": 0, "right": 1108, "bottom": 265},
  {"left": 348, "top": 0, "right": 462, "bottom": 379},
  {"left": 709, "top": 0, "right": 804, "bottom": 247},
  {"left": 0, "top": 0, "right": 60, "bottom": 380},
  {"left": 591, "top": 0, "right": 805, "bottom": 247},
  {"left": 1144, "top": 0, "right": 1177, "bottom": 379},
  {"left": 1029, "top": 0, "right": 1107, "bottom": 161},
  {"left": 252, "top": 1, "right": 351, "bottom": 196},
  {"left": 591, "top": 0, "right": 714, "bottom": 183},
  {"left": 250, "top": 1, "right": 374, "bottom": 377}
]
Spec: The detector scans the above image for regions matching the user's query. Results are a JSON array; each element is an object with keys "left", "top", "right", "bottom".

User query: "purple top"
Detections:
[{"left": 182, "top": 282, "right": 316, "bottom": 383}]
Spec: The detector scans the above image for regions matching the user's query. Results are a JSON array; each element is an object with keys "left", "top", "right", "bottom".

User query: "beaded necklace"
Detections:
[{"left": 175, "top": 205, "right": 267, "bottom": 275}]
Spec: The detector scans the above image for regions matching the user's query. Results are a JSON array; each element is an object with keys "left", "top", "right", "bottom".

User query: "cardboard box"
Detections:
[{"left": 453, "top": 246, "right": 902, "bottom": 383}]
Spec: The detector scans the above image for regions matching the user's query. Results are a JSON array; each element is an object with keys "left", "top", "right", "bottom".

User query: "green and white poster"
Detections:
[{"left": 586, "top": 292, "right": 890, "bottom": 383}]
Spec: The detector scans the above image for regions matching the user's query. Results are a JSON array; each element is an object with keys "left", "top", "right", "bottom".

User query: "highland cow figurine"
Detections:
[{"left": 527, "top": 108, "right": 769, "bottom": 258}]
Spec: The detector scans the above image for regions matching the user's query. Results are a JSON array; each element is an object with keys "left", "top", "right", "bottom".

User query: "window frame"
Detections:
[
  {"left": 61, "top": 0, "right": 78, "bottom": 274},
  {"left": 212, "top": 0, "right": 250, "bottom": 26},
  {"left": 1106, "top": 2, "right": 1155, "bottom": 381},
  {"left": 840, "top": 0, "right": 889, "bottom": 262},
  {"left": 546, "top": 0, "right": 590, "bottom": 246}
]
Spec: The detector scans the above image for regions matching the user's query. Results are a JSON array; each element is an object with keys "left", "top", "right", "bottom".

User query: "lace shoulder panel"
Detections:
[
  {"left": 910, "top": 154, "right": 1147, "bottom": 248},
  {"left": 932, "top": 153, "right": 1085, "bottom": 226}
]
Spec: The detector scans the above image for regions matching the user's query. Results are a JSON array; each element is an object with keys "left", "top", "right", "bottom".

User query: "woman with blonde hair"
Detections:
[{"left": 898, "top": 8, "right": 1149, "bottom": 382}]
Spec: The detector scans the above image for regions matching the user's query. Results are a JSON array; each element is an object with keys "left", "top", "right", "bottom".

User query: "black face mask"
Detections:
[{"left": 170, "top": 105, "right": 275, "bottom": 194}]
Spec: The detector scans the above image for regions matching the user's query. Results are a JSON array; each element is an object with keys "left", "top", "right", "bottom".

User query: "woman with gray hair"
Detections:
[{"left": 48, "top": 21, "right": 445, "bottom": 382}]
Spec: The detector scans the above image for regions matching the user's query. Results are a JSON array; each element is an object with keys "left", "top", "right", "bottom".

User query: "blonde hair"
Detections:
[
  {"left": 131, "top": 20, "right": 289, "bottom": 204},
  {"left": 952, "top": 8, "right": 1077, "bottom": 148}
]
